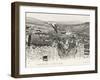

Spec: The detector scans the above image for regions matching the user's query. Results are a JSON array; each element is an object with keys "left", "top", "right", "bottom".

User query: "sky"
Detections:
[{"left": 26, "top": 12, "right": 90, "bottom": 23}]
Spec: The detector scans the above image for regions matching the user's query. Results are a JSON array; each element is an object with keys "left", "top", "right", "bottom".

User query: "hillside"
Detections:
[{"left": 26, "top": 17, "right": 89, "bottom": 46}]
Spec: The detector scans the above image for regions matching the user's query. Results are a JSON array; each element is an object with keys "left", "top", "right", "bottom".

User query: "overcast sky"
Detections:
[{"left": 26, "top": 12, "right": 90, "bottom": 23}]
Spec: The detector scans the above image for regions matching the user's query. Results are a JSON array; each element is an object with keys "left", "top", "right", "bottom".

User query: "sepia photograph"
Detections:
[
  {"left": 11, "top": 2, "right": 97, "bottom": 77},
  {"left": 25, "top": 12, "right": 90, "bottom": 67}
]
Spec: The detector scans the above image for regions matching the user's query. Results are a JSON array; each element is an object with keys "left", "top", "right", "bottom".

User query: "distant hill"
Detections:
[
  {"left": 26, "top": 17, "right": 47, "bottom": 25},
  {"left": 26, "top": 17, "right": 90, "bottom": 46},
  {"left": 26, "top": 17, "right": 54, "bottom": 32},
  {"left": 26, "top": 17, "right": 89, "bottom": 35}
]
